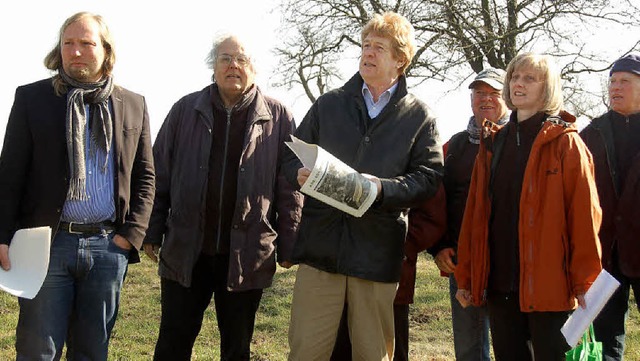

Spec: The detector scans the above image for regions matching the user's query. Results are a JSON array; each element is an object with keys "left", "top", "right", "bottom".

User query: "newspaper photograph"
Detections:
[{"left": 285, "top": 136, "right": 378, "bottom": 217}]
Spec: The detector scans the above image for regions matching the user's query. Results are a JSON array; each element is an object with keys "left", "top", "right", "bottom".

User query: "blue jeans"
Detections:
[
  {"left": 593, "top": 257, "right": 640, "bottom": 361},
  {"left": 449, "top": 275, "right": 492, "bottom": 361},
  {"left": 15, "top": 230, "right": 129, "bottom": 361}
]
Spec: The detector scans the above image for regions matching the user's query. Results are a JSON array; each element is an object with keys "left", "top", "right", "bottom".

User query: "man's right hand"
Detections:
[
  {"left": 456, "top": 289, "right": 472, "bottom": 308},
  {"left": 143, "top": 244, "right": 160, "bottom": 263},
  {"left": 435, "top": 248, "right": 456, "bottom": 274},
  {"left": 297, "top": 167, "right": 311, "bottom": 187},
  {"left": 0, "top": 244, "right": 11, "bottom": 271}
]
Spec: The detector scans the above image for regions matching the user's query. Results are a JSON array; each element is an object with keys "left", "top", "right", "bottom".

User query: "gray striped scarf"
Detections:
[
  {"left": 467, "top": 114, "right": 509, "bottom": 144},
  {"left": 60, "top": 70, "right": 114, "bottom": 201}
]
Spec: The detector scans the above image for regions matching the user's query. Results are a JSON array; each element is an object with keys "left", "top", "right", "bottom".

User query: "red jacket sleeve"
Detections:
[{"left": 405, "top": 185, "right": 447, "bottom": 258}]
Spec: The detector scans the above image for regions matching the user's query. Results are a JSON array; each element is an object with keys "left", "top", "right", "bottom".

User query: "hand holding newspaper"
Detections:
[
  {"left": 561, "top": 269, "right": 620, "bottom": 347},
  {"left": 285, "top": 136, "right": 378, "bottom": 217}
]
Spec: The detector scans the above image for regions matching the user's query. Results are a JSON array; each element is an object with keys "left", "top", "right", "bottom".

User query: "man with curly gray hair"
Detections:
[{"left": 144, "top": 33, "right": 302, "bottom": 361}]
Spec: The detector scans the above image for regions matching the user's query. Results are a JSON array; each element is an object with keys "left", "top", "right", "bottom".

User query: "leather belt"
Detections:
[{"left": 59, "top": 221, "right": 115, "bottom": 235}]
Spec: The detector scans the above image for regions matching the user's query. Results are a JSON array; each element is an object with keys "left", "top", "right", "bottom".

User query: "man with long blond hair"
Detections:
[{"left": 0, "top": 12, "right": 154, "bottom": 360}]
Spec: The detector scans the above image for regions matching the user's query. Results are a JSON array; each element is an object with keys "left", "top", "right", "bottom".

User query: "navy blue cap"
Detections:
[{"left": 610, "top": 52, "right": 640, "bottom": 76}]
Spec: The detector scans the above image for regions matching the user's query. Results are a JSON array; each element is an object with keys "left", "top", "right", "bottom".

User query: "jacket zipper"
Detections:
[
  {"left": 215, "top": 108, "right": 233, "bottom": 253},
  {"left": 599, "top": 123, "right": 619, "bottom": 199}
]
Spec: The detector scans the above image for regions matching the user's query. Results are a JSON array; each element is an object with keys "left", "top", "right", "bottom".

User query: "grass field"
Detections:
[{"left": 1, "top": 254, "right": 638, "bottom": 360}]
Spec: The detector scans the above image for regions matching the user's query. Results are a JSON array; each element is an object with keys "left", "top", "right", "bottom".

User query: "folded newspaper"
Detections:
[{"left": 285, "top": 136, "right": 378, "bottom": 217}]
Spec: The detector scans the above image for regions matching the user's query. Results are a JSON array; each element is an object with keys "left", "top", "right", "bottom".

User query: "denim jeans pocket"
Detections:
[{"left": 107, "top": 233, "right": 131, "bottom": 256}]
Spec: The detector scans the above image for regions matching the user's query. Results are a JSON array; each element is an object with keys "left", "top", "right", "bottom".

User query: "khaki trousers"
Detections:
[{"left": 288, "top": 264, "right": 398, "bottom": 361}]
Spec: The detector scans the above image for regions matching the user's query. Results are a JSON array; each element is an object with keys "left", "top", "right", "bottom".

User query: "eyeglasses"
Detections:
[{"left": 216, "top": 54, "right": 250, "bottom": 67}]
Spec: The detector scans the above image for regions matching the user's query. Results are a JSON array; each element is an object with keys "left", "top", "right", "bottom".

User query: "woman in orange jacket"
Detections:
[{"left": 454, "top": 52, "right": 602, "bottom": 361}]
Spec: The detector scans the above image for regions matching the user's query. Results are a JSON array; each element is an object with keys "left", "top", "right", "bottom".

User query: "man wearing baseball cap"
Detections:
[
  {"left": 581, "top": 52, "right": 640, "bottom": 361},
  {"left": 429, "top": 67, "right": 509, "bottom": 361}
]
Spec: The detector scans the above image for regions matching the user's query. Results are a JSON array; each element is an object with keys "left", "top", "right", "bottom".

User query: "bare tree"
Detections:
[{"left": 273, "top": 0, "right": 640, "bottom": 118}]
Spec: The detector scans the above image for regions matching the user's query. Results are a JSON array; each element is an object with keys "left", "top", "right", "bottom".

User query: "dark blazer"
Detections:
[{"left": 0, "top": 78, "right": 155, "bottom": 263}]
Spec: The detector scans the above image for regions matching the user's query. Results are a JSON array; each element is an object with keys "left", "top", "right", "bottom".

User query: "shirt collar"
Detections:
[{"left": 362, "top": 81, "right": 399, "bottom": 103}]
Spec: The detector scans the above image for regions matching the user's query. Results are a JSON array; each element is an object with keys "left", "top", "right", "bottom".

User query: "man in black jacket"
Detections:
[
  {"left": 284, "top": 12, "right": 443, "bottom": 360},
  {"left": 580, "top": 52, "right": 640, "bottom": 361},
  {"left": 0, "top": 12, "right": 154, "bottom": 360}
]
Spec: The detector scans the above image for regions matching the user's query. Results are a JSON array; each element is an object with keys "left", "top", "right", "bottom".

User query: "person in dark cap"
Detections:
[
  {"left": 580, "top": 51, "right": 640, "bottom": 361},
  {"left": 430, "top": 67, "right": 509, "bottom": 361}
]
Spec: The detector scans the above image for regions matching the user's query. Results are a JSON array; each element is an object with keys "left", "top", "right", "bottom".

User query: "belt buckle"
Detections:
[{"left": 66, "top": 222, "right": 82, "bottom": 234}]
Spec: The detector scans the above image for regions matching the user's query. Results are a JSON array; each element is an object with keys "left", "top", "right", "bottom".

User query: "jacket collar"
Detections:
[
  {"left": 587, "top": 110, "right": 640, "bottom": 195},
  {"left": 591, "top": 110, "right": 640, "bottom": 130},
  {"left": 343, "top": 72, "right": 409, "bottom": 127},
  {"left": 482, "top": 109, "right": 577, "bottom": 192},
  {"left": 482, "top": 110, "right": 577, "bottom": 148},
  {"left": 193, "top": 84, "right": 272, "bottom": 129},
  {"left": 211, "top": 83, "right": 256, "bottom": 113},
  {"left": 536, "top": 110, "right": 577, "bottom": 145},
  {"left": 343, "top": 72, "right": 409, "bottom": 99}
]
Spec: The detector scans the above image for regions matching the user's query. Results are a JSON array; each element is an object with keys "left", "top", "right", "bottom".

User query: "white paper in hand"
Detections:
[
  {"left": 561, "top": 269, "right": 620, "bottom": 347},
  {"left": 0, "top": 227, "right": 52, "bottom": 299}
]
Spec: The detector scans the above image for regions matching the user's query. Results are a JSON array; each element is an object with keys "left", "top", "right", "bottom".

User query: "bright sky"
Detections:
[
  {"left": 0, "top": 0, "right": 285, "bottom": 142},
  {"left": 2, "top": 1, "right": 631, "bottom": 152},
  {"left": 0, "top": 0, "right": 476, "bottom": 151}
]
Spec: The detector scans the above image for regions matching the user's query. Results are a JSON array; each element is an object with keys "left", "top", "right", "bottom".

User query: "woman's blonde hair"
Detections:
[
  {"left": 503, "top": 52, "right": 564, "bottom": 116},
  {"left": 361, "top": 12, "right": 417, "bottom": 74}
]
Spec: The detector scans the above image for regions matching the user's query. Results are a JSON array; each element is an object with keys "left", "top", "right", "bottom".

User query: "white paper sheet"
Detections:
[
  {"left": 561, "top": 269, "right": 620, "bottom": 347},
  {"left": 0, "top": 227, "right": 51, "bottom": 299}
]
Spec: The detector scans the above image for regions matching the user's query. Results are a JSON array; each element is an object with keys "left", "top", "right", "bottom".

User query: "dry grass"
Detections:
[{"left": 1, "top": 254, "right": 638, "bottom": 360}]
